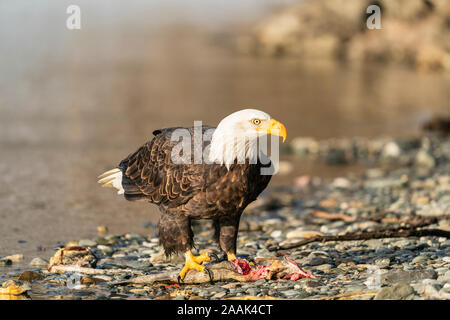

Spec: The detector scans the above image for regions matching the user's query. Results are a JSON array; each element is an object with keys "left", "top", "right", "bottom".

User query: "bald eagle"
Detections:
[{"left": 98, "top": 109, "right": 287, "bottom": 281}]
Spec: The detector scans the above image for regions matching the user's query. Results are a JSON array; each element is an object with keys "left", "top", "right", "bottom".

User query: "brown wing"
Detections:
[{"left": 118, "top": 127, "right": 219, "bottom": 208}]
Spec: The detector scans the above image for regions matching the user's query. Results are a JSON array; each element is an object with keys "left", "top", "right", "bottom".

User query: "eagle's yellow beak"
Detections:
[{"left": 267, "top": 118, "right": 287, "bottom": 142}]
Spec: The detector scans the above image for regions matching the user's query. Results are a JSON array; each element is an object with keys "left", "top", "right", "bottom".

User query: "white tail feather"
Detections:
[{"left": 98, "top": 168, "right": 124, "bottom": 195}]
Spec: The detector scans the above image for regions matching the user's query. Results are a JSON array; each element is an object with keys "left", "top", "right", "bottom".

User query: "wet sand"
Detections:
[{"left": 1, "top": 2, "right": 449, "bottom": 260}]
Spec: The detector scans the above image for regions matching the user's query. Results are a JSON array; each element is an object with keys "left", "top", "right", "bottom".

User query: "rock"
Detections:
[
  {"left": 80, "top": 276, "right": 96, "bottom": 285},
  {"left": 29, "top": 257, "right": 48, "bottom": 267},
  {"left": 374, "top": 258, "right": 390, "bottom": 268},
  {"left": 126, "top": 260, "right": 152, "bottom": 269},
  {"left": 374, "top": 284, "right": 414, "bottom": 300},
  {"left": 437, "top": 270, "right": 450, "bottom": 283},
  {"left": 97, "top": 245, "right": 114, "bottom": 255},
  {"left": 391, "top": 240, "right": 412, "bottom": 249},
  {"left": 18, "top": 271, "right": 44, "bottom": 282},
  {"left": 0, "top": 259, "right": 12, "bottom": 266},
  {"left": 4, "top": 254, "right": 23, "bottom": 262},
  {"left": 364, "top": 239, "right": 383, "bottom": 249},
  {"left": 382, "top": 142, "right": 401, "bottom": 159},
  {"left": 305, "top": 256, "right": 329, "bottom": 266},
  {"left": 313, "top": 264, "right": 333, "bottom": 272},
  {"left": 332, "top": 177, "right": 351, "bottom": 189},
  {"left": 125, "top": 233, "right": 144, "bottom": 241},
  {"left": 414, "top": 282, "right": 442, "bottom": 298},
  {"left": 364, "top": 177, "right": 406, "bottom": 189},
  {"left": 412, "top": 256, "right": 427, "bottom": 264},
  {"left": 0, "top": 280, "right": 30, "bottom": 296},
  {"left": 48, "top": 247, "right": 96, "bottom": 270},
  {"left": 97, "top": 226, "right": 108, "bottom": 234},
  {"left": 65, "top": 241, "right": 79, "bottom": 248},
  {"left": 281, "top": 289, "right": 301, "bottom": 298},
  {"left": 382, "top": 270, "right": 437, "bottom": 285},
  {"left": 78, "top": 239, "right": 97, "bottom": 247},
  {"left": 211, "top": 291, "right": 227, "bottom": 299},
  {"left": 415, "top": 150, "right": 435, "bottom": 169},
  {"left": 270, "top": 230, "right": 283, "bottom": 238}
]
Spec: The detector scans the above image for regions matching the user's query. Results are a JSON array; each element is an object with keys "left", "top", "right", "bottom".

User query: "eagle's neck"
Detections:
[{"left": 208, "top": 128, "right": 259, "bottom": 169}]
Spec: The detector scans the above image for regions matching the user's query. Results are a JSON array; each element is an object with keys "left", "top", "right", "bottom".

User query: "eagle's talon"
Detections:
[
  {"left": 208, "top": 252, "right": 220, "bottom": 263},
  {"left": 177, "top": 275, "right": 183, "bottom": 285},
  {"left": 204, "top": 266, "right": 214, "bottom": 283}
]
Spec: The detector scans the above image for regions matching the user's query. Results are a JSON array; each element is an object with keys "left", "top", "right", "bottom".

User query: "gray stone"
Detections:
[
  {"left": 415, "top": 150, "right": 435, "bottom": 168},
  {"left": 382, "top": 142, "right": 401, "bottom": 159},
  {"left": 126, "top": 260, "right": 152, "bottom": 269},
  {"left": 313, "top": 264, "right": 333, "bottom": 272},
  {"left": 305, "top": 256, "right": 329, "bottom": 266},
  {"left": 375, "top": 258, "right": 390, "bottom": 268},
  {"left": 412, "top": 256, "right": 427, "bottom": 264},
  {"left": 282, "top": 289, "right": 301, "bottom": 298},
  {"left": 364, "top": 239, "right": 382, "bottom": 249},
  {"left": 374, "top": 284, "right": 414, "bottom": 300},
  {"left": 382, "top": 270, "right": 437, "bottom": 285},
  {"left": 78, "top": 239, "right": 97, "bottom": 247},
  {"left": 211, "top": 291, "right": 227, "bottom": 299},
  {"left": 30, "top": 257, "right": 48, "bottom": 267},
  {"left": 437, "top": 270, "right": 450, "bottom": 283}
]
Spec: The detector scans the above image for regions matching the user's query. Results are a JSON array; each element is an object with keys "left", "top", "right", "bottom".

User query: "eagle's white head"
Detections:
[{"left": 208, "top": 109, "right": 287, "bottom": 168}]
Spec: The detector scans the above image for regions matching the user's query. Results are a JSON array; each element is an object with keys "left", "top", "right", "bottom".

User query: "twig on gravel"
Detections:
[
  {"left": 267, "top": 227, "right": 450, "bottom": 252},
  {"left": 48, "top": 265, "right": 145, "bottom": 276}
]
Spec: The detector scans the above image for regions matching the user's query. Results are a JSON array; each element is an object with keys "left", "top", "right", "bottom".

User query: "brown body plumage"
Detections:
[{"left": 118, "top": 126, "right": 271, "bottom": 256}]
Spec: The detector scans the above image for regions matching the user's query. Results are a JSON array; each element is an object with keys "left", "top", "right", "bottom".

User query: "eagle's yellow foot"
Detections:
[
  {"left": 192, "top": 252, "right": 211, "bottom": 264},
  {"left": 227, "top": 253, "right": 237, "bottom": 261},
  {"left": 177, "top": 250, "right": 213, "bottom": 284}
]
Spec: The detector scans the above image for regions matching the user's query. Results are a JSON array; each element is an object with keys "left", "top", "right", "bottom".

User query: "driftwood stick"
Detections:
[
  {"left": 48, "top": 265, "right": 145, "bottom": 276},
  {"left": 268, "top": 227, "right": 450, "bottom": 252}
]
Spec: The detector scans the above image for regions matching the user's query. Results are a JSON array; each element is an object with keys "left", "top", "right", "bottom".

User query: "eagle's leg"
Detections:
[
  {"left": 159, "top": 213, "right": 213, "bottom": 282},
  {"left": 216, "top": 216, "right": 240, "bottom": 261}
]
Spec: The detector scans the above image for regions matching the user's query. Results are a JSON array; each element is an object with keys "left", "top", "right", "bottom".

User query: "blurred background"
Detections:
[{"left": 0, "top": 0, "right": 449, "bottom": 258}]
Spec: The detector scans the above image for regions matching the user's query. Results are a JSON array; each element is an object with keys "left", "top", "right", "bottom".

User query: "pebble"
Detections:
[
  {"left": 374, "top": 258, "right": 390, "bottom": 268},
  {"left": 282, "top": 289, "right": 301, "bottom": 298},
  {"left": 18, "top": 271, "right": 44, "bottom": 281},
  {"left": 78, "top": 239, "right": 97, "bottom": 247},
  {"left": 382, "top": 270, "right": 437, "bottom": 285},
  {"left": 412, "top": 256, "right": 428, "bottom": 264},
  {"left": 0, "top": 259, "right": 12, "bottom": 266},
  {"left": 374, "top": 284, "right": 414, "bottom": 300},
  {"left": 29, "top": 257, "right": 48, "bottom": 267},
  {"left": 4, "top": 254, "right": 23, "bottom": 262},
  {"left": 270, "top": 230, "right": 282, "bottom": 238}
]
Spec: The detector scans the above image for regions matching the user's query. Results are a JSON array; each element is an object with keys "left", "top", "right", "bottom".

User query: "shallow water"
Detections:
[{"left": 0, "top": 2, "right": 449, "bottom": 262}]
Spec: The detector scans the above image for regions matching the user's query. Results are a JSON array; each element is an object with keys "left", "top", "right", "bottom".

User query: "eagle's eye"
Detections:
[{"left": 251, "top": 118, "right": 262, "bottom": 126}]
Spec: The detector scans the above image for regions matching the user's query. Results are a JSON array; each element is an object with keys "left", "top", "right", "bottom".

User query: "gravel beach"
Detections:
[{"left": 1, "top": 134, "right": 449, "bottom": 300}]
